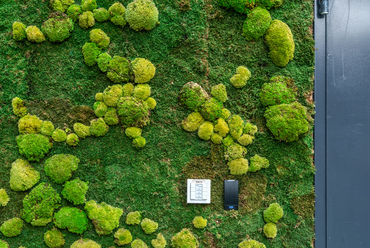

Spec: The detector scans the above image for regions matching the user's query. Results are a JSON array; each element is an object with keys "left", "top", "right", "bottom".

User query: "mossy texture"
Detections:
[
  {"left": 18, "top": 114, "right": 43, "bottom": 134},
  {"left": 0, "top": 189, "right": 9, "bottom": 207},
  {"left": 70, "top": 239, "right": 101, "bottom": 248},
  {"left": 171, "top": 228, "right": 198, "bottom": 248},
  {"left": 125, "top": 127, "right": 142, "bottom": 139},
  {"left": 103, "top": 84, "right": 123, "bottom": 107},
  {"left": 263, "top": 222, "right": 277, "bottom": 239},
  {"left": 103, "top": 108, "right": 119, "bottom": 125},
  {"left": 73, "top": 123, "right": 91, "bottom": 138},
  {"left": 131, "top": 239, "right": 148, "bottom": 248},
  {"left": 79, "top": 11, "right": 95, "bottom": 29},
  {"left": 179, "top": 82, "right": 209, "bottom": 111},
  {"left": 44, "top": 229, "right": 65, "bottom": 248},
  {"left": 264, "top": 203, "right": 284, "bottom": 223},
  {"left": 61, "top": 178, "right": 89, "bottom": 205},
  {"left": 211, "top": 84, "right": 228, "bottom": 103},
  {"left": 42, "top": 13, "right": 74, "bottom": 42},
  {"left": 257, "top": 0, "right": 283, "bottom": 9},
  {"left": 25, "top": 26, "right": 45, "bottom": 43},
  {"left": 225, "top": 143, "right": 247, "bottom": 161},
  {"left": 90, "top": 29, "right": 110, "bottom": 49},
  {"left": 260, "top": 80, "right": 296, "bottom": 107},
  {"left": 238, "top": 239, "right": 266, "bottom": 248},
  {"left": 140, "top": 218, "right": 158, "bottom": 234},
  {"left": 182, "top": 112, "right": 204, "bottom": 132},
  {"left": 108, "top": 2, "right": 126, "bottom": 27},
  {"left": 9, "top": 159, "right": 40, "bottom": 191},
  {"left": 151, "top": 233, "right": 167, "bottom": 248},
  {"left": 50, "top": 0, "right": 74, "bottom": 12},
  {"left": 132, "top": 58, "right": 156, "bottom": 84},
  {"left": 126, "top": 0, "right": 159, "bottom": 31},
  {"left": 230, "top": 66, "right": 251, "bottom": 88},
  {"left": 228, "top": 115, "right": 244, "bottom": 140},
  {"left": 67, "top": 4, "right": 82, "bottom": 22},
  {"left": 54, "top": 207, "right": 88, "bottom": 234},
  {"left": 114, "top": 228, "right": 132, "bottom": 246},
  {"left": 146, "top": 97, "right": 157, "bottom": 109},
  {"left": 249, "top": 154, "right": 269, "bottom": 172},
  {"left": 214, "top": 118, "right": 229, "bottom": 137},
  {"left": 0, "top": 218, "right": 23, "bottom": 238},
  {"left": 242, "top": 7, "right": 271, "bottom": 41},
  {"left": 221, "top": 108, "right": 231, "bottom": 120},
  {"left": 90, "top": 118, "right": 109, "bottom": 137},
  {"left": 222, "top": 135, "right": 234, "bottom": 147},
  {"left": 16, "top": 134, "right": 52, "bottom": 162},
  {"left": 199, "top": 98, "right": 223, "bottom": 122},
  {"left": 123, "top": 83, "right": 135, "bottom": 96},
  {"left": 228, "top": 158, "right": 248, "bottom": 175},
  {"left": 12, "top": 22, "right": 26, "bottom": 41},
  {"left": 237, "top": 134, "right": 254, "bottom": 146},
  {"left": 44, "top": 154, "right": 80, "bottom": 184},
  {"left": 12, "top": 97, "right": 27, "bottom": 117},
  {"left": 52, "top": 128, "right": 67, "bottom": 142},
  {"left": 126, "top": 211, "right": 141, "bottom": 225},
  {"left": 93, "top": 8, "right": 109, "bottom": 22},
  {"left": 133, "top": 136, "right": 146, "bottom": 148},
  {"left": 117, "top": 97, "right": 150, "bottom": 128},
  {"left": 107, "top": 56, "right": 131, "bottom": 83},
  {"left": 211, "top": 133, "right": 223, "bottom": 144},
  {"left": 81, "top": 0, "right": 97, "bottom": 11},
  {"left": 134, "top": 84, "right": 151, "bottom": 100},
  {"left": 97, "top": 53, "right": 112, "bottom": 72},
  {"left": 192, "top": 216, "right": 207, "bottom": 229},
  {"left": 82, "top": 42, "right": 101, "bottom": 66},
  {"left": 66, "top": 133, "right": 79, "bottom": 146},
  {"left": 197, "top": 121, "right": 214, "bottom": 141},
  {"left": 243, "top": 122, "right": 258, "bottom": 136},
  {"left": 40, "top": 121, "right": 55, "bottom": 136},
  {"left": 0, "top": 240, "right": 8, "bottom": 248}
]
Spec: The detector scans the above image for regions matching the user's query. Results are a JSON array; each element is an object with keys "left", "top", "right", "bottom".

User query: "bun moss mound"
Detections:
[
  {"left": 260, "top": 78, "right": 296, "bottom": 107},
  {"left": 54, "top": 207, "right": 88, "bottom": 234},
  {"left": 70, "top": 239, "right": 101, "bottom": 248},
  {"left": 140, "top": 218, "right": 158, "bottom": 234},
  {"left": 44, "top": 154, "right": 80, "bottom": 184},
  {"left": 44, "top": 229, "right": 65, "bottom": 248},
  {"left": 16, "top": 134, "right": 52, "bottom": 162},
  {"left": 263, "top": 222, "right": 277, "bottom": 239},
  {"left": 238, "top": 239, "right": 266, "bottom": 248},
  {"left": 12, "top": 22, "right": 26, "bottom": 41},
  {"left": 171, "top": 228, "right": 198, "bottom": 248},
  {"left": 117, "top": 96, "right": 150, "bottom": 128},
  {"left": 42, "top": 12, "right": 74, "bottom": 42},
  {"left": 0, "top": 218, "right": 23, "bottom": 237},
  {"left": 114, "top": 228, "right": 132, "bottom": 246},
  {"left": 10, "top": 159, "right": 40, "bottom": 191},
  {"left": 151, "top": 233, "right": 167, "bottom": 248},
  {"left": 179, "top": 82, "right": 209, "bottom": 111},
  {"left": 242, "top": 7, "right": 271, "bottom": 41},
  {"left": 61, "top": 178, "right": 89, "bottom": 205},
  {"left": 0, "top": 189, "right": 9, "bottom": 207},
  {"left": 264, "top": 203, "right": 283, "bottom": 223},
  {"left": 126, "top": 0, "right": 159, "bottom": 31},
  {"left": 265, "top": 20, "right": 295, "bottom": 67}
]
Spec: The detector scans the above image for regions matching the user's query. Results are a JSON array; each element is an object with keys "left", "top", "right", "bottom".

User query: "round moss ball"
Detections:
[
  {"left": 16, "top": 134, "right": 52, "bottom": 162},
  {"left": 26, "top": 26, "right": 45, "bottom": 43},
  {"left": 50, "top": 0, "right": 74, "bottom": 12},
  {"left": 41, "top": 121, "right": 55, "bottom": 136},
  {"left": 70, "top": 239, "right": 101, "bottom": 248},
  {"left": 222, "top": 135, "right": 234, "bottom": 147},
  {"left": 0, "top": 189, "right": 10, "bottom": 206},
  {"left": 134, "top": 84, "right": 151, "bottom": 100},
  {"left": 0, "top": 218, "right": 23, "bottom": 237},
  {"left": 61, "top": 178, "right": 89, "bottom": 205},
  {"left": 263, "top": 222, "right": 277, "bottom": 239},
  {"left": 66, "top": 133, "right": 79, "bottom": 146},
  {"left": 54, "top": 207, "right": 88, "bottom": 234},
  {"left": 0, "top": 240, "right": 8, "bottom": 248},
  {"left": 79, "top": 11, "right": 95, "bottom": 29},
  {"left": 225, "top": 143, "right": 247, "bottom": 161},
  {"left": 93, "top": 101, "right": 108, "bottom": 117},
  {"left": 198, "top": 121, "right": 214, "bottom": 141},
  {"left": 192, "top": 216, "right": 207, "bottom": 229},
  {"left": 104, "top": 108, "right": 119, "bottom": 125},
  {"left": 126, "top": 0, "right": 159, "bottom": 31},
  {"left": 42, "top": 13, "right": 74, "bottom": 42},
  {"left": 12, "top": 97, "right": 28, "bottom": 117},
  {"left": 238, "top": 239, "right": 266, "bottom": 248},
  {"left": 237, "top": 134, "right": 254, "bottom": 146},
  {"left": 90, "top": 28, "right": 110, "bottom": 48},
  {"left": 211, "top": 84, "right": 228, "bottom": 103},
  {"left": 151, "top": 233, "right": 167, "bottom": 248},
  {"left": 81, "top": 0, "right": 97, "bottom": 11},
  {"left": 126, "top": 211, "right": 142, "bottom": 225},
  {"left": 228, "top": 115, "right": 244, "bottom": 140},
  {"left": 242, "top": 7, "right": 271, "bottom": 41},
  {"left": 214, "top": 118, "right": 229, "bottom": 137},
  {"left": 145, "top": 97, "right": 157, "bottom": 109},
  {"left": 171, "top": 228, "right": 198, "bottom": 248},
  {"left": 13, "top": 21, "right": 26, "bottom": 41},
  {"left": 140, "top": 218, "right": 158, "bottom": 234},
  {"left": 243, "top": 122, "right": 258, "bottom": 135},
  {"left": 10, "top": 159, "right": 40, "bottom": 191},
  {"left": 133, "top": 136, "right": 146, "bottom": 148},
  {"left": 107, "top": 56, "right": 131, "bottom": 83},
  {"left": 182, "top": 112, "right": 204, "bottom": 132},
  {"left": 73, "top": 123, "right": 91, "bottom": 138},
  {"left": 90, "top": 118, "right": 109, "bottom": 137},
  {"left": 117, "top": 97, "right": 150, "bottom": 128},
  {"left": 230, "top": 66, "right": 251, "bottom": 88},
  {"left": 44, "top": 154, "right": 80, "bottom": 184},
  {"left": 93, "top": 8, "right": 109, "bottom": 22},
  {"left": 131, "top": 239, "right": 148, "bottom": 248},
  {"left": 264, "top": 203, "right": 283, "bottom": 223},
  {"left": 125, "top": 127, "right": 142, "bottom": 139},
  {"left": 82, "top": 42, "right": 101, "bottom": 66},
  {"left": 114, "top": 228, "right": 132, "bottom": 246},
  {"left": 108, "top": 2, "right": 126, "bottom": 27},
  {"left": 199, "top": 98, "right": 223, "bottom": 122},
  {"left": 52, "top": 128, "right": 67, "bottom": 142},
  {"left": 179, "top": 82, "right": 209, "bottom": 111},
  {"left": 260, "top": 80, "right": 296, "bottom": 107},
  {"left": 95, "top": 92, "right": 103, "bottom": 101},
  {"left": 123, "top": 83, "right": 135, "bottom": 96},
  {"left": 228, "top": 158, "right": 249, "bottom": 175},
  {"left": 67, "top": 4, "right": 82, "bottom": 22},
  {"left": 132, "top": 58, "right": 156, "bottom": 83},
  {"left": 210, "top": 133, "right": 223, "bottom": 144},
  {"left": 221, "top": 108, "right": 231, "bottom": 120},
  {"left": 44, "top": 229, "right": 65, "bottom": 248},
  {"left": 18, "top": 114, "right": 43, "bottom": 134},
  {"left": 249, "top": 154, "right": 269, "bottom": 172},
  {"left": 97, "top": 53, "right": 112, "bottom": 72}
]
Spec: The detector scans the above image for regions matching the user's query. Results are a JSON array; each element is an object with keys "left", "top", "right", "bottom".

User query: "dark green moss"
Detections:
[{"left": 242, "top": 7, "right": 271, "bottom": 41}]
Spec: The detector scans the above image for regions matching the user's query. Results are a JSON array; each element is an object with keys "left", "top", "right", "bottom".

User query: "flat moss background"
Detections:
[{"left": 0, "top": 0, "right": 315, "bottom": 247}]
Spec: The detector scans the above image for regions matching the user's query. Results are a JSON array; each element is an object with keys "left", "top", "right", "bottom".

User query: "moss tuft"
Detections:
[
  {"left": 107, "top": 56, "right": 131, "bottom": 83},
  {"left": 126, "top": 211, "right": 141, "bottom": 225},
  {"left": 67, "top": 4, "right": 82, "bottom": 22},
  {"left": 230, "top": 66, "right": 251, "bottom": 88},
  {"left": 214, "top": 118, "right": 229, "bottom": 137},
  {"left": 81, "top": 0, "right": 97, "bottom": 11},
  {"left": 10, "top": 159, "right": 40, "bottom": 191},
  {"left": 52, "top": 128, "right": 67, "bottom": 142},
  {"left": 257, "top": 0, "right": 283, "bottom": 9},
  {"left": 44, "top": 229, "right": 65, "bottom": 248},
  {"left": 211, "top": 84, "right": 228, "bottom": 103},
  {"left": 61, "top": 178, "right": 89, "bottom": 205},
  {"left": 90, "top": 29, "right": 110, "bottom": 49},
  {"left": 133, "top": 136, "right": 146, "bottom": 148},
  {"left": 263, "top": 222, "right": 277, "bottom": 239},
  {"left": 134, "top": 84, "right": 151, "bottom": 100},
  {"left": 79, "top": 11, "right": 95, "bottom": 29},
  {"left": 198, "top": 121, "right": 214, "bottom": 141},
  {"left": 0, "top": 218, "right": 23, "bottom": 237},
  {"left": 97, "top": 53, "right": 112, "bottom": 72},
  {"left": 228, "top": 115, "right": 244, "bottom": 139},
  {"left": 237, "top": 134, "right": 254, "bottom": 146},
  {"left": 146, "top": 97, "right": 157, "bottom": 109},
  {"left": 260, "top": 80, "right": 296, "bottom": 107},
  {"left": 117, "top": 97, "right": 150, "bottom": 128},
  {"left": 242, "top": 7, "right": 271, "bottom": 41},
  {"left": 243, "top": 122, "right": 258, "bottom": 135},
  {"left": 238, "top": 239, "right": 266, "bottom": 248},
  {"left": 104, "top": 108, "right": 119, "bottom": 125},
  {"left": 50, "top": 0, "right": 74, "bottom": 12},
  {"left": 211, "top": 133, "right": 223, "bottom": 144},
  {"left": 182, "top": 112, "right": 204, "bottom": 132},
  {"left": 132, "top": 58, "right": 156, "bottom": 83},
  {"left": 73, "top": 123, "right": 91, "bottom": 138},
  {"left": 222, "top": 135, "right": 234, "bottom": 146},
  {"left": 179, "top": 82, "right": 209, "bottom": 111},
  {"left": 228, "top": 158, "right": 248, "bottom": 175},
  {"left": 82, "top": 42, "right": 101, "bottom": 66},
  {"left": 93, "top": 101, "right": 108, "bottom": 117},
  {"left": 0, "top": 189, "right": 9, "bottom": 207},
  {"left": 114, "top": 228, "right": 132, "bottom": 246},
  {"left": 192, "top": 216, "right": 207, "bottom": 229},
  {"left": 249, "top": 154, "right": 269, "bottom": 172},
  {"left": 18, "top": 114, "right": 43, "bottom": 134},
  {"left": 131, "top": 239, "right": 148, "bottom": 248},
  {"left": 41, "top": 121, "right": 55, "bottom": 136},
  {"left": 199, "top": 98, "right": 223, "bottom": 122},
  {"left": 123, "top": 83, "right": 135, "bottom": 96},
  {"left": 0, "top": 240, "right": 8, "bottom": 248},
  {"left": 108, "top": 2, "right": 126, "bottom": 27},
  {"left": 54, "top": 207, "right": 88, "bottom": 234},
  {"left": 95, "top": 92, "right": 103, "bottom": 101},
  {"left": 225, "top": 143, "right": 247, "bottom": 160},
  {"left": 171, "top": 228, "right": 198, "bottom": 248},
  {"left": 93, "top": 8, "right": 109, "bottom": 22},
  {"left": 66, "top": 133, "right": 79, "bottom": 146},
  {"left": 221, "top": 108, "right": 231, "bottom": 120},
  {"left": 151, "top": 233, "right": 167, "bottom": 248},
  {"left": 140, "top": 218, "right": 158, "bottom": 234},
  {"left": 16, "top": 134, "right": 52, "bottom": 162},
  {"left": 125, "top": 127, "right": 142, "bottom": 139},
  {"left": 12, "top": 97, "right": 28, "bottom": 117},
  {"left": 44, "top": 154, "right": 80, "bottom": 184},
  {"left": 126, "top": 0, "right": 159, "bottom": 31},
  {"left": 90, "top": 118, "right": 109, "bottom": 137},
  {"left": 70, "top": 239, "right": 101, "bottom": 248},
  {"left": 26, "top": 26, "right": 45, "bottom": 43},
  {"left": 12, "top": 22, "right": 26, "bottom": 41},
  {"left": 42, "top": 13, "right": 74, "bottom": 42},
  {"left": 264, "top": 202, "right": 283, "bottom": 223}
]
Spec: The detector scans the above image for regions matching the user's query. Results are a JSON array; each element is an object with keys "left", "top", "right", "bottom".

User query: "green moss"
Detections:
[
  {"left": 73, "top": 123, "right": 91, "bottom": 138},
  {"left": 81, "top": 0, "right": 97, "bottom": 11},
  {"left": 103, "top": 84, "right": 123, "bottom": 107},
  {"left": 61, "top": 178, "right": 89, "bottom": 205},
  {"left": 104, "top": 108, "right": 119, "bottom": 125},
  {"left": 125, "top": 127, "right": 142, "bottom": 139},
  {"left": 221, "top": 108, "right": 231, "bottom": 120},
  {"left": 239, "top": 173, "right": 267, "bottom": 213},
  {"left": 117, "top": 97, "right": 150, "bottom": 128},
  {"left": 260, "top": 82, "right": 296, "bottom": 108},
  {"left": 182, "top": 112, "right": 204, "bottom": 132},
  {"left": 228, "top": 158, "right": 248, "bottom": 175},
  {"left": 134, "top": 84, "right": 151, "bottom": 100},
  {"left": 133, "top": 136, "right": 146, "bottom": 148},
  {"left": 214, "top": 118, "right": 229, "bottom": 137},
  {"left": 108, "top": 2, "right": 126, "bottom": 27},
  {"left": 54, "top": 207, "right": 88, "bottom": 234},
  {"left": 25, "top": 26, "right": 45, "bottom": 43},
  {"left": 192, "top": 216, "right": 207, "bottom": 229},
  {"left": 218, "top": 0, "right": 255, "bottom": 14},
  {"left": 228, "top": 115, "right": 244, "bottom": 139},
  {"left": 18, "top": 114, "right": 43, "bottom": 134},
  {"left": 52, "top": 128, "right": 67, "bottom": 142},
  {"left": 123, "top": 83, "right": 135, "bottom": 96},
  {"left": 0, "top": 240, "right": 8, "bottom": 248},
  {"left": 151, "top": 233, "right": 167, "bottom": 248},
  {"left": 211, "top": 133, "right": 223, "bottom": 144},
  {"left": 10, "top": 159, "right": 40, "bottom": 191},
  {"left": 16, "top": 134, "right": 52, "bottom": 162},
  {"left": 51, "top": 0, "right": 74, "bottom": 12},
  {"left": 243, "top": 122, "right": 257, "bottom": 135},
  {"left": 197, "top": 121, "right": 214, "bottom": 141},
  {"left": 199, "top": 98, "right": 223, "bottom": 122},
  {"left": 107, "top": 56, "right": 131, "bottom": 83},
  {"left": 238, "top": 239, "right": 266, "bottom": 248},
  {"left": 41, "top": 121, "right": 55, "bottom": 136},
  {"left": 237, "top": 134, "right": 254, "bottom": 146},
  {"left": 132, "top": 58, "right": 156, "bottom": 83},
  {"left": 90, "top": 118, "right": 109, "bottom": 137},
  {"left": 79, "top": 11, "right": 95, "bottom": 29},
  {"left": 264, "top": 102, "right": 309, "bottom": 142},
  {"left": 70, "top": 239, "right": 101, "bottom": 248},
  {"left": 85, "top": 200, "right": 123, "bottom": 235},
  {"left": 44, "top": 229, "right": 65, "bottom": 248},
  {"left": 222, "top": 135, "right": 234, "bottom": 146},
  {"left": 95, "top": 92, "right": 103, "bottom": 101},
  {"left": 67, "top": 4, "right": 82, "bottom": 22},
  {"left": 242, "top": 7, "right": 271, "bottom": 41},
  {"left": 126, "top": 211, "right": 141, "bottom": 225},
  {"left": 12, "top": 97, "right": 28, "bottom": 117},
  {"left": 257, "top": 0, "right": 283, "bottom": 9},
  {"left": 140, "top": 218, "right": 158, "bottom": 234},
  {"left": 230, "top": 66, "right": 251, "bottom": 88},
  {"left": 131, "top": 239, "right": 148, "bottom": 248},
  {"left": 249, "top": 154, "right": 269, "bottom": 172},
  {"left": 66, "top": 133, "right": 79, "bottom": 146},
  {"left": 82, "top": 42, "right": 101, "bottom": 66},
  {"left": 290, "top": 192, "right": 315, "bottom": 219},
  {"left": 265, "top": 20, "right": 295, "bottom": 67},
  {"left": 114, "top": 228, "right": 132, "bottom": 246},
  {"left": 21, "top": 183, "right": 61, "bottom": 226},
  {"left": 90, "top": 29, "right": 110, "bottom": 49},
  {"left": 179, "top": 82, "right": 209, "bottom": 111},
  {"left": 12, "top": 22, "right": 26, "bottom": 41},
  {"left": 97, "top": 53, "right": 112, "bottom": 72},
  {"left": 211, "top": 84, "right": 228, "bottom": 103},
  {"left": 146, "top": 97, "right": 157, "bottom": 109},
  {"left": 126, "top": 0, "right": 159, "bottom": 31},
  {"left": 93, "top": 8, "right": 109, "bottom": 22},
  {"left": 171, "top": 228, "right": 198, "bottom": 248},
  {"left": 225, "top": 143, "right": 247, "bottom": 160},
  {"left": 93, "top": 101, "right": 108, "bottom": 117},
  {"left": 42, "top": 13, "right": 74, "bottom": 42},
  {"left": 44, "top": 154, "right": 80, "bottom": 184},
  {"left": 0, "top": 218, "right": 23, "bottom": 237},
  {"left": 263, "top": 222, "right": 277, "bottom": 239},
  {"left": 264, "top": 202, "right": 283, "bottom": 223},
  {"left": 0, "top": 189, "right": 9, "bottom": 207}
]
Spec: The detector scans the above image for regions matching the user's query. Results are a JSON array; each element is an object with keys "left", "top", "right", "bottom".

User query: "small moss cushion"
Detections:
[
  {"left": 230, "top": 66, "right": 251, "bottom": 88},
  {"left": 0, "top": 189, "right": 9, "bottom": 207},
  {"left": 228, "top": 158, "right": 249, "bottom": 175},
  {"left": 238, "top": 239, "right": 266, "bottom": 248},
  {"left": 0, "top": 218, "right": 23, "bottom": 237},
  {"left": 131, "top": 239, "right": 148, "bottom": 248},
  {"left": 171, "top": 228, "right": 198, "bottom": 248},
  {"left": 42, "top": 13, "right": 74, "bottom": 42},
  {"left": 179, "top": 82, "right": 209, "bottom": 111},
  {"left": 114, "top": 228, "right": 132, "bottom": 246},
  {"left": 61, "top": 178, "right": 89, "bottom": 205},
  {"left": 260, "top": 80, "right": 296, "bottom": 107},
  {"left": 140, "top": 218, "right": 158, "bottom": 234},
  {"left": 44, "top": 154, "right": 80, "bottom": 184},
  {"left": 16, "top": 134, "right": 52, "bottom": 162},
  {"left": 44, "top": 229, "right": 65, "bottom": 248},
  {"left": 70, "top": 239, "right": 101, "bottom": 248},
  {"left": 182, "top": 112, "right": 204, "bottom": 132},
  {"left": 126, "top": 211, "right": 142, "bottom": 225},
  {"left": 242, "top": 7, "right": 271, "bottom": 41},
  {"left": 132, "top": 58, "right": 156, "bottom": 83},
  {"left": 54, "top": 207, "right": 88, "bottom": 234},
  {"left": 263, "top": 222, "right": 277, "bottom": 239},
  {"left": 192, "top": 216, "right": 207, "bottom": 229},
  {"left": 10, "top": 159, "right": 40, "bottom": 191},
  {"left": 264, "top": 203, "right": 284, "bottom": 223},
  {"left": 12, "top": 21, "right": 26, "bottom": 41},
  {"left": 151, "top": 233, "right": 167, "bottom": 248},
  {"left": 125, "top": 0, "right": 159, "bottom": 31}
]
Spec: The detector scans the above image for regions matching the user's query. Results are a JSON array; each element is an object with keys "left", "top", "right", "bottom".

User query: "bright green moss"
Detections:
[
  {"left": 179, "top": 82, "right": 209, "bottom": 111},
  {"left": 125, "top": 127, "right": 142, "bottom": 139},
  {"left": 50, "top": 0, "right": 74, "bottom": 12},
  {"left": 264, "top": 203, "right": 283, "bottom": 223},
  {"left": 93, "top": 8, "right": 109, "bottom": 22},
  {"left": 260, "top": 81, "right": 296, "bottom": 107},
  {"left": 90, "top": 29, "right": 110, "bottom": 48},
  {"left": 117, "top": 97, "right": 150, "bottom": 127},
  {"left": 10, "top": 159, "right": 40, "bottom": 191},
  {"left": 73, "top": 123, "right": 91, "bottom": 138},
  {"left": 126, "top": 0, "right": 159, "bottom": 31},
  {"left": 199, "top": 98, "right": 223, "bottom": 122},
  {"left": 18, "top": 114, "right": 43, "bottom": 134},
  {"left": 79, "top": 11, "right": 95, "bottom": 29},
  {"left": 249, "top": 154, "right": 269, "bottom": 172},
  {"left": 16, "top": 134, "right": 52, "bottom": 162},
  {"left": 0, "top": 218, "right": 23, "bottom": 237},
  {"left": 52, "top": 128, "right": 67, "bottom": 142},
  {"left": 133, "top": 136, "right": 146, "bottom": 148},
  {"left": 104, "top": 108, "right": 119, "bottom": 125},
  {"left": 228, "top": 115, "right": 244, "bottom": 139},
  {"left": 44, "top": 229, "right": 65, "bottom": 248},
  {"left": 265, "top": 20, "right": 295, "bottom": 67},
  {"left": 218, "top": 0, "right": 255, "bottom": 14},
  {"left": 82, "top": 42, "right": 101, "bottom": 66},
  {"left": 95, "top": 92, "right": 103, "bottom": 101},
  {"left": 70, "top": 239, "right": 101, "bottom": 248},
  {"left": 12, "top": 22, "right": 26, "bottom": 41},
  {"left": 151, "top": 233, "right": 167, "bottom": 248},
  {"left": 107, "top": 56, "right": 131, "bottom": 83},
  {"left": 21, "top": 183, "right": 61, "bottom": 226},
  {"left": 123, "top": 83, "right": 135, "bottom": 96},
  {"left": 93, "top": 101, "right": 108, "bottom": 117},
  {"left": 134, "top": 84, "right": 151, "bottom": 100},
  {"left": 263, "top": 222, "right": 277, "bottom": 239},
  {"left": 141, "top": 218, "right": 158, "bottom": 234},
  {"left": 67, "top": 4, "right": 82, "bottom": 22},
  {"left": 171, "top": 228, "right": 198, "bottom": 248},
  {"left": 211, "top": 133, "right": 223, "bottom": 144},
  {"left": 243, "top": 122, "right": 258, "bottom": 135},
  {"left": 97, "top": 53, "right": 112, "bottom": 72},
  {"left": 108, "top": 2, "right": 126, "bottom": 27},
  {"left": 26, "top": 26, "right": 45, "bottom": 43},
  {"left": 242, "top": 7, "right": 271, "bottom": 41},
  {"left": 103, "top": 84, "right": 123, "bottom": 107},
  {"left": 90, "top": 118, "right": 109, "bottom": 137},
  {"left": 222, "top": 135, "right": 234, "bottom": 146},
  {"left": 81, "top": 0, "right": 97, "bottom": 11},
  {"left": 12, "top": 97, "right": 28, "bottom": 117},
  {"left": 221, "top": 108, "right": 231, "bottom": 120},
  {"left": 54, "top": 207, "right": 88, "bottom": 234},
  {"left": 0, "top": 240, "right": 8, "bottom": 248},
  {"left": 197, "top": 121, "right": 214, "bottom": 141},
  {"left": 132, "top": 58, "right": 156, "bottom": 83},
  {"left": 40, "top": 121, "right": 55, "bottom": 136},
  {"left": 66, "top": 133, "right": 79, "bottom": 146},
  {"left": 0, "top": 189, "right": 9, "bottom": 207},
  {"left": 192, "top": 216, "right": 207, "bottom": 229},
  {"left": 182, "top": 112, "right": 204, "bottom": 132},
  {"left": 85, "top": 200, "right": 123, "bottom": 235},
  {"left": 44, "top": 154, "right": 79, "bottom": 184},
  {"left": 238, "top": 239, "right": 266, "bottom": 248},
  {"left": 61, "top": 178, "right": 89, "bottom": 205},
  {"left": 264, "top": 102, "right": 309, "bottom": 142},
  {"left": 42, "top": 13, "right": 74, "bottom": 42},
  {"left": 225, "top": 143, "right": 247, "bottom": 160},
  {"left": 257, "top": 0, "right": 283, "bottom": 9},
  {"left": 114, "top": 228, "right": 132, "bottom": 246},
  {"left": 131, "top": 239, "right": 148, "bottom": 248},
  {"left": 211, "top": 84, "right": 228, "bottom": 103},
  {"left": 237, "top": 134, "right": 254, "bottom": 146},
  {"left": 230, "top": 66, "right": 251, "bottom": 88},
  {"left": 228, "top": 158, "right": 249, "bottom": 175},
  {"left": 214, "top": 118, "right": 229, "bottom": 137},
  {"left": 146, "top": 97, "right": 157, "bottom": 109},
  {"left": 126, "top": 211, "right": 141, "bottom": 225}
]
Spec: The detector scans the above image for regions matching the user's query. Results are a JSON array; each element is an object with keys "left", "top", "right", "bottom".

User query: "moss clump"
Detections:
[
  {"left": 243, "top": 122, "right": 258, "bottom": 135},
  {"left": 95, "top": 92, "right": 103, "bottom": 101},
  {"left": 12, "top": 22, "right": 26, "bottom": 41},
  {"left": 108, "top": 2, "right": 126, "bottom": 27},
  {"left": 264, "top": 102, "right": 309, "bottom": 142},
  {"left": 242, "top": 7, "right": 271, "bottom": 41},
  {"left": 25, "top": 26, "right": 45, "bottom": 43},
  {"left": 123, "top": 83, "right": 135, "bottom": 96},
  {"left": 42, "top": 13, "right": 74, "bottom": 42},
  {"left": 230, "top": 66, "right": 251, "bottom": 88},
  {"left": 263, "top": 223, "right": 277, "bottom": 239},
  {"left": 44, "top": 229, "right": 65, "bottom": 248},
  {"left": 107, "top": 56, "right": 131, "bottom": 83},
  {"left": 264, "top": 203, "right": 283, "bottom": 223},
  {"left": 182, "top": 112, "right": 204, "bottom": 132},
  {"left": 228, "top": 158, "right": 249, "bottom": 175},
  {"left": 151, "top": 233, "right": 167, "bottom": 248},
  {"left": 90, "top": 29, "right": 110, "bottom": 49},
  {"left": 238, "top": 239, "right": 266, "bottom": 248},
  {"left": 221, "top": 108, "right": 231, "bottom": 120},
  {"left": 0, "top": 189, "right": 9, "bottom": 207},
  {"left": 131, "top": 239, "right": 148, "bottom": 248},
  {"left": 228, "top": 115, "right": 244, "bottom": 139},
  {"left": 41, "top": 121, "right": 55, "bottom": 136},
  {"left": 93, "top": 101, "right": 108, "bottom": 117},
  {"left": 260, "top": 81, "right": 296, "bottom": 107},
  {"left": 103, "top": 84, "right": 123, "bottom": 107},
  {"left": 54, "top": 207, "right": 88, "bottom": 234},
  {"left": 126, "top": 0, "right": 159, "bottom": 31},
  {"left": 140, "top": 218, "right": 158, "bottom": 234},
  {"left": 199, "top": 98, "right": 223, "bottom": 122},
  {"left": 82, "top": 42, "right": 101, "bottom": 66},
  {"left": 144, "top": 98, "right": 156, "bottom": 110},
  {"left": 12, "top": 97, "right": 28, "bottom": 117},
  {"left": 214, "top": 118, "right": 229, "bottom": 137},
  {"left": 132, "top": 58, "right": 156, "bottom": 84},
  {"left": 79, "top": 11, "right": 95, "bottom": 29},
  {"left": 211, "top": 84, "right": 228, "bottom": 103},
  {"left": 50, "top": 0, "right": 74, "bottom": 12},
  {"left": 134, "top": 84, "right": 151, "bottom": 100},
  {"left": 125, "top": 127, "right": 142, "bottom": 139},
  {"left": 126, "top": 211, "right": 141, "bottom": 225},
  {"left": 97, "top": 53, "right": 112, "bottom": 72},
  {"left": 16, "top": 134, "right": 52, "bottom": 162},
  {"left": 265, "top": 20, "right": 295, "bottom": 67},
  {"left": 10, "top": 159, "right": 40, "bottom": 191},
  {"left": 70, "top": 239, "right": 101, "bottom": 248},
  {"left": 66, "top": 133, "right": 79, "bottom": 146},
  {"left": 0, "top": 218, "right": 23, "bottom": 237},
  {"left": 257, "top": 0, "right": 283, "bottom": 10},
  {"left": 237, "top": 134, "right": 254, "bottom": 146},
  {"left": 249, "top": 154, "right": 269, "bottom": 172},
  {"left": 44, "top": 154, "right": 80, "bottom": 184},
  {"left": 73, "top": 123, "right": 91, "bottom": 138},
  {"left": 18, "top": 114, "right": 43, "bottom": 134},
  {"left": 133, "top": 136, "right": 146, "bottom": 148},
  {"left": 171, "top": 228, "right": 198, "bottom": 248},
  {"left": 67, "top": 4, "right": 82, "bottom": 22},
  {"left": 225, "top": 143, "right": 247, "bottom": 161},
  {"left": 117, "top": 97, "right": 150, "bottom": 128},
  {"left": 81, "top": 0, "right": 97, "bottom": 11},
  {"left": 0, "top": 240, "right": 8, "bottom": 248},
  {"left": 222, "top": 135, "right": 234, "bottom": 146},
  {"left": 93, "top": 8, "right": 109, "bottom": 22},
  {"left": 52, "top": 128, "right": 67, "bottom": 142},
  {"left": 114, "top": 228, "right": 132, "bottom": 246},
  {"left": 192, "top": 216, "right": 207, "bottom": 229},
  {"left": 179, "top": 82, "right": 209, "bottom": 111},
  {"left": 104, "top": 108, "right": 119, "bottom": 125},
  {"left": 198, "top": 121, "right": 214, "bottom": 141},
  {"left": 62, "top": 178, "right": 89, "bottom": 205},
  {"left": 290, "top": 192, "right": 315, "bottom": 219},
  {"left": 211, "top": 133, "right": 223, "bottom": 144},
  {"left": 90, "top": 118, "right": 109, "bottom": 137},
  {"left": 85, "top": 200, "right": 123, "bottom": 235},
  {"left": 21, "top": 183, "right": 61, "bottom": 226}
]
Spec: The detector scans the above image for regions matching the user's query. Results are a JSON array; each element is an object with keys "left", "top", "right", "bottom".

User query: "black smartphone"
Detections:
[{"left": 224, "top": 180, "right": 239, "bottom": 210}]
